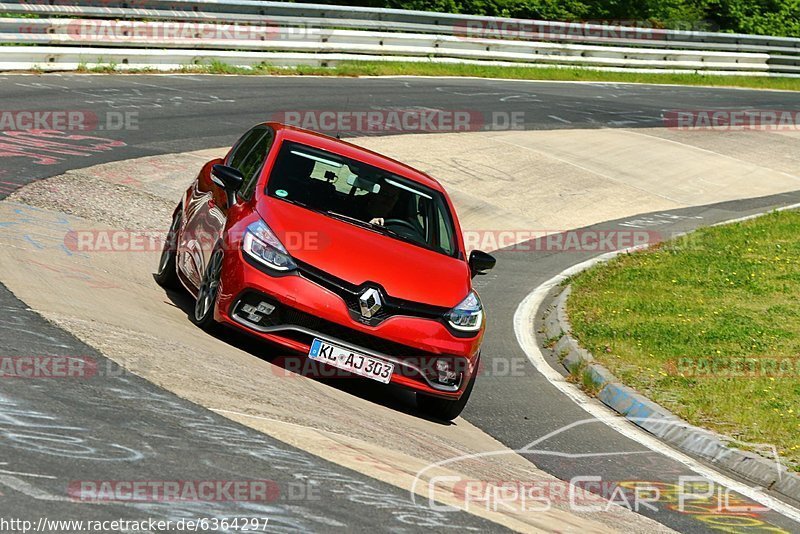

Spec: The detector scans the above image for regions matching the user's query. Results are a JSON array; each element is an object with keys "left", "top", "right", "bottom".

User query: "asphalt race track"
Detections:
[
  {"left": 1, "top": 74, "right": 799, "bottom": 533},
  {"left": 0, "top": 281, "right": 502, "bottom": 532}
]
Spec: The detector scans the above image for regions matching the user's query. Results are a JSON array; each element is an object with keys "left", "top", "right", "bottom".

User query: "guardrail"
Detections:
[{"left": 0, "top": 0, "right": 798, "bottom": 76}]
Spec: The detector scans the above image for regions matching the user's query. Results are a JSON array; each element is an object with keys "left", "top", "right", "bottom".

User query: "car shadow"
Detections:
[{"left": 158, "top": 280, "right": 454, "bottom": 426}]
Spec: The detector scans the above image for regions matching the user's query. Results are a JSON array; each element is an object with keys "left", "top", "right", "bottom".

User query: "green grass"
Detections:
[
  {"left": 87, "top": 60, "right": 799, "bottom": 91},
  {"left": 75, "top": 60, "right": 119, "bottom": 74},
  {"left": 568, "top": 210, "right": 800, "bottom": 470}
]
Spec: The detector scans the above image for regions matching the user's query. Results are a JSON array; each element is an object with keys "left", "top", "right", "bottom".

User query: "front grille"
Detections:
[
  {"left": 282, "top": 307, "right": 436, "bottom": 358},
  {"left": 294, "top": 259, "right": 449, "bottom": 327},
  {"left": 231, "top": 292, "right": 465, "bottom": 391},
  {"left": 234, "top": 291, "right": 440, "bottom": 359}
]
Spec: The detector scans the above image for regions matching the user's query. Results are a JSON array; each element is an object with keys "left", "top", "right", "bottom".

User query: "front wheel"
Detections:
[
  {"left": 192, "top": 248, "right": 223, "bottom": 332},
  {"left": 417, "top": 364, "right": 477, "bottom": 421}
]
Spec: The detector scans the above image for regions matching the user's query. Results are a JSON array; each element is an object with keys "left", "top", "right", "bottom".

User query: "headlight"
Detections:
[
  {"left": 446, "top": 291, "right": 483, "bottom": 332},
  {"left": 242, "top": 219, "right": 297, "bottom": 271}
]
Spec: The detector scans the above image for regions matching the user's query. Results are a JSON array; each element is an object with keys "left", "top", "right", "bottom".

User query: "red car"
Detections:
[{"left": 156, "top": 122, "right": 495, "bottom": 420}]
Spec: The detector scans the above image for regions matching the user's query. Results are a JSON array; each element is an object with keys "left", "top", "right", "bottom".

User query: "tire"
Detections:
[
  {"left": 192, "top": 247, "right": 224, "bottom": 332},
  {"left": 155, "top": 207, "right": 181, "bottom": 290},
  {"left": 417, "top": 363, "right": 477, "bottom": 421}
]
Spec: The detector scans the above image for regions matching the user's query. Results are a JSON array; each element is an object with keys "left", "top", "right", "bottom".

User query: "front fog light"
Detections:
[
  {"left": 256, "top": 301, "right": 276, "bottom": 315},
  {"left": 446, "top": 291, "right": 483, "bottom": 332},
  {"left": 436, "top": 359, "right": 458, "bottom": 384},
  {"left": 241, "top": 301, "right": 276, "bottom": 323}
]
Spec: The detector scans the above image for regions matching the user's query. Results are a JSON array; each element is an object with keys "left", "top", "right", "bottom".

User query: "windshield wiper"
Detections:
[
  {"left": 325, "top": 211, "right": 381, "bottom": 232},
  {"left": 276, "top": 196, "right": 327, "bottom": 215},
  {"left": 317, "top": 209, "right": 444, "bottom": 254},
  {"left": 375, "top": 225, "right": 416, "bottom": 243},
  {"left": 381, "top": 227, "right": 440, "bottom": 252},
  {"left": 325, "top": 211, "right": 429, "bottom": 247}
]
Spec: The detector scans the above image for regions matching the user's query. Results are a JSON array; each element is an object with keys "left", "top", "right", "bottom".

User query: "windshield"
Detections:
[{"left": 266, "top": 141, "right": 458, "bottom": 256}]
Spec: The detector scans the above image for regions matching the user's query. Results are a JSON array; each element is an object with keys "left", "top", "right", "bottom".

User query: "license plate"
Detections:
[{"left": 309, "top": 338, "right": 394, "bottom": 384}]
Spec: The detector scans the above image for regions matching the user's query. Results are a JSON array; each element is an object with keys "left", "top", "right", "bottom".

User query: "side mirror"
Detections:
[
  {"left": 211, "top": 164, "right": 244, "bottom": 192},
  {"left": 469, "top": 250, "right": 496, "bottom": 277}
]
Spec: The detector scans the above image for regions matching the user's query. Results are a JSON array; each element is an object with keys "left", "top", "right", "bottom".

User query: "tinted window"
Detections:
[
  {"left": 228, "top": 128, "right": 262, "bottom": 169},
  {"left": 435, "top": 201, "right": 455, "bottom": 254},
  {"left": 266, "top": 141, "right": 458, "bottom": 257},
  {"left": 228, "top": 127, "right": 273, "bottom": 200}
]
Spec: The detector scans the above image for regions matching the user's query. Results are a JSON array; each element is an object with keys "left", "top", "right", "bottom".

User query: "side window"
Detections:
[
  {"left": 227, "top": 128, "right": 262, "bottom": 170},
  {"left": 415, "top": 196, "right": 430, "bottom": 241},
  {"left": 228, "top": 127, "right": 274, "bottom": 201},
  {"left": 435, "top": 202, "right": 455, "bottom": 255}
]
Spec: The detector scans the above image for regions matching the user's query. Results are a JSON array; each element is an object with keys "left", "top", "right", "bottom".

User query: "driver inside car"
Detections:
[{"left": 358, "top": 184, "right": 401, "bottom": 226}]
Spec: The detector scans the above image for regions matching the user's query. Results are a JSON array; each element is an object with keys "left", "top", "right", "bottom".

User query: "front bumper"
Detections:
[{"left": 215, "top": 251, "right": 482, "bottom": 399}]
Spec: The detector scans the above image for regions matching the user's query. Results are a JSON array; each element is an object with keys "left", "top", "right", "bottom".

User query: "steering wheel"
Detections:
[{"left": 383, "top": 218, "right": 420, "bottom": 234}]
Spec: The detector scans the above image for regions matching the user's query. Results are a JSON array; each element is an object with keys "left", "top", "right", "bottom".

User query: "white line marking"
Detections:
[
  {"left": 512, "top": 221, "right": 800, "bottom": 523},
  {"left": 0, "top": 475, "right": 75, "bottom": 502},
  {"left": 0, "top": 469, "right": 56, "bottom": 479},
  {"left": 547, "top": 115, "right": 571, "bottom": 124}
]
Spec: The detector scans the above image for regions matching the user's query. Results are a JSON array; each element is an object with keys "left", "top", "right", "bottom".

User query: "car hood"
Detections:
[{"left": 256, "top": 199, "right": 470, "bottom": 308}]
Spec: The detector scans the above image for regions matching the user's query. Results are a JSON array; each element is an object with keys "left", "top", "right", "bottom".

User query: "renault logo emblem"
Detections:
[{"left": 359, "top": 288, "right": 382, "bottom": 318}]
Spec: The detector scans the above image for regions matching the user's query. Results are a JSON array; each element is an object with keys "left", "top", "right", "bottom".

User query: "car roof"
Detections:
[{"left": 262, "top": 122, "right": 446, "bottom": 193}]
